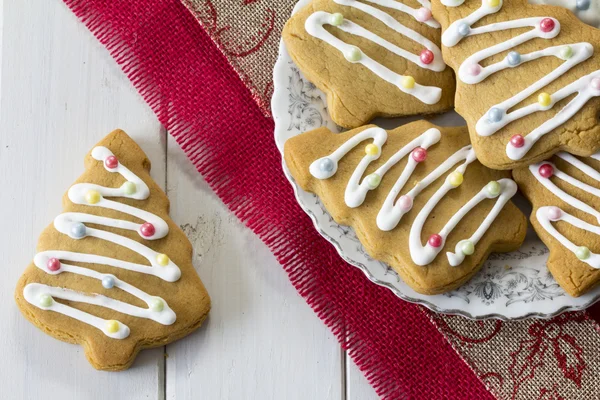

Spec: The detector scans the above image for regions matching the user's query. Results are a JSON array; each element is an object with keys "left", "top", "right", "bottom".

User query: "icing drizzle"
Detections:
[
  {"left": 309, "top": 127, "right": 518, "bottom": 266},
  {"left": 23, "top": 147, "right": 180, "bottom": 339},
  {"left": 304, "top": 0, "right": 446, "bottom": 105},
  {"left": 531, "top": 152, "right": 600, "bottom": 268},
  {"left": 442, "top": 0, "right": 600, "bottom": 160}
]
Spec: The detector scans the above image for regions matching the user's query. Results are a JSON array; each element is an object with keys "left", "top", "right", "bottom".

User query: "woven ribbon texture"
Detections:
[{"left": 62, "top": 0, "right": 600, "bottom": 398}]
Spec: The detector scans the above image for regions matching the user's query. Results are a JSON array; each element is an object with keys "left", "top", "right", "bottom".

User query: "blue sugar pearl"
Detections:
[
  {"left": 576, "top": 0, "right": 590, "bottom": 10},
  {"left": 319, "top": 158, "right": 335, "bottom": 173},
  {"left": 507, "top": 51, "right": 521, "bottom": 66},
  {"left": 457, "top": 23, "right": 470, "bottom": 37},
  {"left": 488, "top": 108, "right": 504, "bottom": 123},
  {"left": 102, "top": 276, "right": 115, "bottom": 289},
  {"left": 70, "top": 222, "right": 87, "bottom": 239}
]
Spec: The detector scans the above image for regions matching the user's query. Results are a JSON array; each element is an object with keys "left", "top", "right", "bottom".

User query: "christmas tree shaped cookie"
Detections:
[
  {"left": 514, "top": 153, "right": 600, "bottom": 296},
  {"left": 431, "top": 0, "right": 600, "bottom": 169},
  {"left": 284, "top": 120, "right": 527, "bottom": 294},
  {"left": 15, "top": 130, "right": 211, "bottom": 370},
  {"left": 283, "top": 0, "right": 456, "bottom": 129}
]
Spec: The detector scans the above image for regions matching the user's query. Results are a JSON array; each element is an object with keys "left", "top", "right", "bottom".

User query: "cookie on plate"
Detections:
[
  {"left": 431, "top": 0, "right": 600, "bottom": 169},
  {"left": 514, "top": 152, "right": 600, "bottom": 297},
  {"left": 15, "top": 130, "right": 211, "bottom": 370},
  {"left": 282, "top": 0, "right": 456, "bottom": 129},
  {"left": 284, "top": 120, "right": 527, "bottom": 294}
]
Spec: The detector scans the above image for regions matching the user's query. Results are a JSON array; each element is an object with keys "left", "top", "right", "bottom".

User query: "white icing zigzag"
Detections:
[
  {"left": 531, "top": 151, "right": 600, "bottom": 268},
  {"left": 442, "top": 0, "right": 600, "bottom": 161},
  {"left": 305, "top": 0, "right": 446, "bottom": 105},
  {"left": 23, "top": 147, "right": 180, "bottom": 339},
  {"left": 309, "top": 127, "right": 518, "bottom": 267}
]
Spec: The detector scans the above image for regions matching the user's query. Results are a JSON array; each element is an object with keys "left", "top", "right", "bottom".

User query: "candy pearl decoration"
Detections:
[
  {"left": 319, "top": 158, "right": 335, "bottom": 173},
  {"left": 539, "top": 164, "right": 554, "bottom": 178},
  {"left": 39, "top": 294, "right": 53, "bottom": 308},
  {"left": 70, "top": 222, "right": 86, "bottom": 239},
  {"left": 576, "top": 0, "right": 591, "bottom": 10},
  {"left": 122, "top": 181, "right": 137, "bottom": 195},
  {"left": 560, "top": 46, "right": 573, "bottom": 60},
  {"left": 510, "top": 134, "right": 525, "bottom": 148},
  {"left": 547, "top": 206, "right": 562, "bottom": 221},
  {"left": 150, "top": 298, "right": 164, "bottom": 312},
  {"left": 538, "top": 93, "right": 551, "bottom": 107},
  {"left": 591, "top": 78, "right": 600, "bottom": 90},
  {"left": 460, "top": 240, "right": 475, "bottom": 256},
  {"left": 330, "top": 13, "right": 344, "bottom": 26},
  {"left": 157, "top": 254, "right": 170, "bottom": 267},
  {"left": 507, "top": 51, "right": 521, "bottom": 66},
  {"left": 398, "top": 195, "right": 413, "bottom": 212},
  {"left": 85, "top": 189, "right": 101, "bottom": 205},
  {"left": 365, "top": 144, "right": 379, "bottom": 156},
  {"left": 345, "top": 46, "right": 362, "bottom": 62},
  {"left": 102, "top": 276, "right": 115, "bottom": 289},
  {"left": 457, "top": 23, "right": 470, "bottom": 37},
  {"left": 366, "top": 173, "right": 381, "bottom": 189},
  {"left": 467, "top": 64, "right": 482, "bottom": 76},
  {"left": 105, "top": 155, "right": 118, "bottom": 169},
  {"left": 401, "top": 76, "right": 416, "bottom": 89},
  {"left": 488, "top": 107, "right": 503, "bottom": 123},
  {"left": 486, "top": 181, "right": 501, "bottom": 198},
  {"left": 106, "top": 320, "right": 120, "bottom": 334},
  {"left": 415, "top": 7, "right": 432, "bottom": 22},
  {"left": 47, "top": 257, "right": 61, "bottom": 272},
  {"left": 420, "top": 49, "right": 434, "bottom": 65},
  {"left": 428, "top": 234, "right": 442, "bottom": 248},
  {"left": 411, "top": 147, "right": 427, "bottom": 163},
  {"left": 140, "top": 222, "right": 156, "bottom": 237},
  {"left": 448, "top": 171, "right": 464, "bottom": 187},
  {"left": 540, "top": 18, "right": 555, "bottom": 33},
  {"left": 576, "top": 246, "right": 591, "bottom": 260},
  {"left": 487, "top": 0, "right": 500, "bottom": 6}
]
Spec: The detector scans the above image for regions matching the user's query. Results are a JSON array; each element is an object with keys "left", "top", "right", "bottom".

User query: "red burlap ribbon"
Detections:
[{"left": 62, "top": 0, "right": 600, "bottom": 398}]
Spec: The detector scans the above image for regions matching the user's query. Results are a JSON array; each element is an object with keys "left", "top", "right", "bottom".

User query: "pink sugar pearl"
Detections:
[
  {"left": 415, "top": 7, "right": 432, "bottom": 22},
  {"left": 467, "top": 64, "right": 482, "bottom": 76},
  {"left": 547, "top": 206, "right": 562, "bottom": 221},
  {"left": 140, "top": 222, "right": 156, "bottom": 237},
  {"left": 47, "top": 257, "right": 61, "bottom": 272},
  {"left": 540, "top": 18, "right": 555, "bottom": 33},
  {"left": 539, "top": 164, "right": 554, "bottom": 178},
  {"left": 591, "top": 78, "right": 600, "bottom": 90},
  {"left": 420, "top": 49, "right": 434, "bottom": 65},
  {"left": 428, "top": 234, "right": 442, "bottom": 248},
  {"left": 398, "top": 195, "right": 413, "bottom": 212},
  {"left": 105, "top": 155, "right": 118, "bottom": 169},
  {"left": 412, "top": 147, "right": 428, "bottom": 163},
  {"left": 510, "top": 134, "right": 525, "bottom": 148}
]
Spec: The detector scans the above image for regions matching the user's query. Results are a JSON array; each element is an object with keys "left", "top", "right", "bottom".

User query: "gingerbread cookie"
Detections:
[
  {"left": 15, "top": 130, "right": 211, "bottom": 370},
  {"left": 282, "top": 0, "right": 456, "bottom": 129},
  {"left": 284, "top": 120, "right": 527, "bottom": 294},
  {"left": 514, "top": 153, "right": 600, "bottom": 297},
  {"left": 431, "top": 0, "right": 600, "bottom": 169}
]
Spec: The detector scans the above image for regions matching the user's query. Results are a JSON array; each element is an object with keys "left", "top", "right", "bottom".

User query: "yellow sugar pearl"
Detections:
[
  {"left": 448, "top": 171, "right": 464, "bottom": 187},
  {"left": 106, "top": 320, "right": 120, "bottom": 334},
  {"left": 487, "top": 0, "right": 500, "bottom": 7},
  {"left": 365, "top": 144, "right": 379, "bottom": 156},
  {"left": 401, "top": 76, "right": 416, "bottom": 90},
  {"left": 85, "top": 190, "right": 101, "bottom": 204},
  {"left": 538, "top": 92, "right": 551, "bottom": 107},
  {"left": 156, "top": 253, "right": 170, "bottom": 266}
]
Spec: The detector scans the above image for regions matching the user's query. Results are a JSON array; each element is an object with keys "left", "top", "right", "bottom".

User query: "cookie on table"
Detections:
[
  {"left": 514, "top": 153, "right": 600, "bottom": 297},
  {"left": 284, "top": 120, "right": 527, "bottom": 294},
  {"left": 282, "top": 0, "right": 456, "bottom": 129},
  {"left": 431, "top": 0, "right": 600, "bottom": 170},
  {"left": 15, "top": 130, "right": 211, "bottom": 371}
]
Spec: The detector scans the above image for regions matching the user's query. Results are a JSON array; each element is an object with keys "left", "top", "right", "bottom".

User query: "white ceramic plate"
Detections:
[{"left": 271, "top": 0, "right": 600, "bottom": 319}]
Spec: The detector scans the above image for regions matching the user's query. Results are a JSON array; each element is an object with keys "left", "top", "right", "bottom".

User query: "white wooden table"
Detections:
[{"left": 0, "top": 1, "right": 377, "bottom": 398}]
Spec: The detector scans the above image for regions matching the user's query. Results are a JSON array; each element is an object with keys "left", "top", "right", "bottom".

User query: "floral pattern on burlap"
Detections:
[
  {"left": 179, "top": 0, "right": 295, "bottom": 115},
  {"left": 428, "top": 312, "right": 600, "bottom": 400}
]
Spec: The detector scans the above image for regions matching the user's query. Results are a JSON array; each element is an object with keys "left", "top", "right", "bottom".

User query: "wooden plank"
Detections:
[
  {"left": 164, "top": 136, "right": 343, "bottom": 399},
  {"left": 346, "top": 353, "right": 378, "bottom": 400},
  {"left": 0, "top": 0, "right": 165, "bottom": 398}
]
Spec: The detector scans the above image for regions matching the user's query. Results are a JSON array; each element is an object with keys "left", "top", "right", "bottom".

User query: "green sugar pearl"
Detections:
[
  {"left": 575, "top": 246, "right": 591, "bottom": 260},
  {"left": 366, "top": 173, "right": 381, "bottom": 189},
  {"left": 330, "top": 13, "right": 344, "bottom": 27}
]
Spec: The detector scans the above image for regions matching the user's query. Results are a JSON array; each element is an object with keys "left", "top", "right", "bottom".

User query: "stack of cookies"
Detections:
[{"left": 282, "top": 0, "right": 600, "bottom": 297}]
